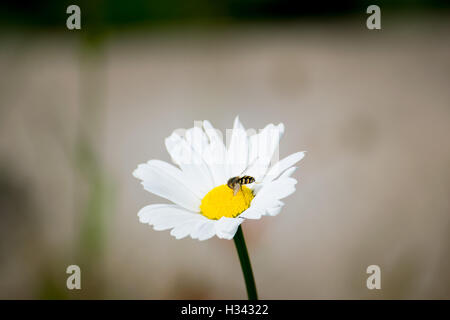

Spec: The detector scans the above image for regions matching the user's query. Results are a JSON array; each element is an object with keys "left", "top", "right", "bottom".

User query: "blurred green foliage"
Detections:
[{"left": 0, "top": 0, "right": 449, "bottom": 29}]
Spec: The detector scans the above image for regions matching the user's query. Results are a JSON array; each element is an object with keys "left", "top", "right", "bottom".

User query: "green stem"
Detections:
[{"left": 233, "top": 225, "right": 258, "bottom": 300}]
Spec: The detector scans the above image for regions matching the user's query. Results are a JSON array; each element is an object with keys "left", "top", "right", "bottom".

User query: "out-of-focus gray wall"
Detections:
[{"left": 1, "top": 14, "right": 450, "bottom": 299}]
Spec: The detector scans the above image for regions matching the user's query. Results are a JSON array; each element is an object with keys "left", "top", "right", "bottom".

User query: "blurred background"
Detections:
[{"left": 0, "top": 0, "right": 450, "bottom": 299}]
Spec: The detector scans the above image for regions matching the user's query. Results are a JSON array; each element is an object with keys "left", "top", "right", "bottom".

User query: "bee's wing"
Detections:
[
  {"left": 237, "top": 157, "right": 258, "bottom": 177},
  {"left": 233, "top": 184, "right": 241, "bottom": 196}
]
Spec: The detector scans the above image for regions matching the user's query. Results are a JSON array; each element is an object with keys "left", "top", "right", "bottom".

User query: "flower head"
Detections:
[{"left": 133, "top": 116, "right": 305, "bottom": 240}]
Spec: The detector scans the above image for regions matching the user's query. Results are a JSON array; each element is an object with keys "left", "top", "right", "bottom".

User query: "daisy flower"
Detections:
[
  {"left": 133, "top": 116, "right": 305, "bottom": 241},
  {"left": 133, "top": 116, "right": 305, "bottom": 299}
]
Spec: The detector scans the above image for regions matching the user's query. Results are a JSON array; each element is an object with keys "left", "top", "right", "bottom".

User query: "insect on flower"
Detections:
[{"left": 227, "top": 175, "right": 256, "bottom": 196}]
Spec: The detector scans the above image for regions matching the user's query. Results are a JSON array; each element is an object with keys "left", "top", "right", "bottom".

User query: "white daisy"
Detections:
[{"left": 133, "top": 116, "right": 305, "bottom": 241}]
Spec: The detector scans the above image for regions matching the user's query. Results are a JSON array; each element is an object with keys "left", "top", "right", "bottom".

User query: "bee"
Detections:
[
  {"left": 227, "top": 175, "right": 256, "bottom": 196},
  {"left": 227, "top": 159, "right": 261, "bottom": 195}
]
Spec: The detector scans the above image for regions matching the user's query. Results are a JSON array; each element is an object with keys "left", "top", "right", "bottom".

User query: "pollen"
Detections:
[{"left": 200, "top": 184, "right": 254, "bottom": 220}]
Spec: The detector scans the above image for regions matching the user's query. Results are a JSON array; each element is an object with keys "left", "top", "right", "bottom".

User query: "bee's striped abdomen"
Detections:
[{"left": 238, "top": 176, "right": 255, "bottom": 185}]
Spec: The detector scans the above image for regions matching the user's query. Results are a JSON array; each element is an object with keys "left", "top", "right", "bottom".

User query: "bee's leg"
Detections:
[{"left": 233, "top": 184, "right": 241, "bottom": 196}]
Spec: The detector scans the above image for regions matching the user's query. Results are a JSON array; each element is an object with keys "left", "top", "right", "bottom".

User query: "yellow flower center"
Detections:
[{"left": 200, "top": 184, "right": 254, "bottom": 220}]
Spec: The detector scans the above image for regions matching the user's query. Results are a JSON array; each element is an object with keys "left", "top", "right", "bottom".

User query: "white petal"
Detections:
[
  {"left": 191, "top": 220, "right": 216, "bottom": 241},
  {"left": 138, "top": 204, "right": 204, "bottom": 231},
  {"left": 170, "top": 219, "right": 205, "bottom": 240},
  {"left": 215, "top": 217, "right": 244, "bottom": 239},
  {"left": 241, "top": 178, "right": 296, "bottom": 219},
  {"left": 280, "top": 167, "right": 297, "bottom": 179},
  {"left": 227, "top": 116, "right": 249, "bottom": 178},
  {"left": 139, "top": 204, "right": 244, "bottom": 241},
  {"left": 262, "top": 151, "right": 305, "bottom": 183},
  {"left": 165, "top": 132, "right": 214, "bottom": 196},
  {"left": 256, "top": 177, "right": 297, "bottom": 203},
  {"left": 247, "top": 123, "right": 284, "bottom": 181},
  {"left": 239, "top": 207, "right": 265, "bottom": 219},
  {"left": 133, "top": 162, "right": 201, "bottom": 212},
  {"left": 140, "top": 159, "right": 204, "bottom": 199},
  {"left": 203, "top": 120, "right": 228, "bottom": 186},
  {"left": 266, "top": 205, "right": 283, "bottom": 216},
  {"left": 185, "top": 126, "right": 209, "bottom": 157},
  {"left": 138, "top": 204, "right": 216, "bottom": 240}
]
